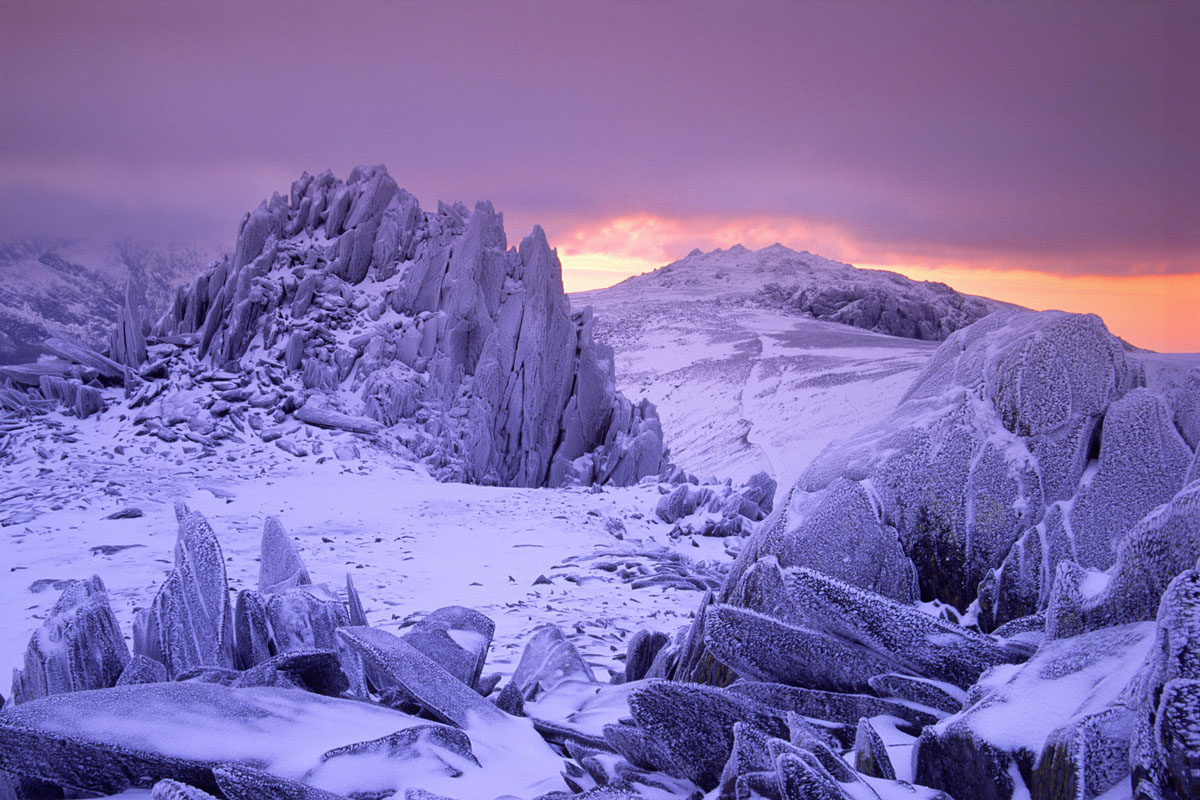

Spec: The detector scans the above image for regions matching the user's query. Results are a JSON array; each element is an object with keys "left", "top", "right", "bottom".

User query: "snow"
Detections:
[
  {"left": 0, "top": 409, "right": 720, "bottom": 685},
  {"left": 575, "top": 268, "right": 938, "bottom": 491}
]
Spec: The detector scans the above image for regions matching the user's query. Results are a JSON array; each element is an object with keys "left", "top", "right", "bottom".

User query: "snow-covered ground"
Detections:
[
  {"left": 0, "top": 408, "right": 727, "bottom": 686},
  {"left": 574, "top": 249, "right": 940, "bottom": 489}
]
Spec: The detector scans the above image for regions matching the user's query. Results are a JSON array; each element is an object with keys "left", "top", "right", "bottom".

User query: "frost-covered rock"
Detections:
[
  {"left": 510, "top": 625, "right": 596, "bottom": 700},
  {"left": 115, "top": 654, "right": 168, "bottom": 687},
  {"left": 915, "top": 622, "right": 1157, "bottom": 800},
  {"left": 1129, "top": 567, "right": 1200, "bottom": 800},
  {"left": 704, "top": 604, "right": 895, "bottom": 692},
  {"left": 10, "top": 576, "right": 129, "bottom": 704},
  {"left": 0, "top": 682, "right": 442, "bottom": 796},
  {"left": 988, "top": 388, "right": 1192, "bottom": 623},
  {"left": 730, "top": 681, "right": 941, "bottom": 733},
  {"left": 853, "top": 718, "right": 896, "bottom": 780},
  {"left": 133, "top": 509, "right": 235, "bottom": 678},
  {"left": 258, "top": 516, "right": 312, "bottom": 595},
  {"left": 778, "top": 568, "right": 1024, "bottom": 689},
  {"left": 400, "top": 606, "right": 494, "bottom": 691},
  {"left": 145, "top": 166, "right": 666, "bottom": 488},
  {"left": 627, "top": 680, "right": 788, "bottom": 790},
  {"left": 336, "top": 626, "right": 506, "bottom": 728},
  {"left": 723, "top": 310, "right": 1158, "bottom": 628},
  {"left": 1044, "top": 480, "right": 1200, "bottom": 639}
]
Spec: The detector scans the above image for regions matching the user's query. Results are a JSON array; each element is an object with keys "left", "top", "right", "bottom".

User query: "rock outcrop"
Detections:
[{"left": 131, "top": 165, "right": 665, "bottom": 488}]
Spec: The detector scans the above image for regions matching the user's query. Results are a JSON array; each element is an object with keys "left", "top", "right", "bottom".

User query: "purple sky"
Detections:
[{"left": 1, "top": 0, "right": 1197, "bottom": 276}]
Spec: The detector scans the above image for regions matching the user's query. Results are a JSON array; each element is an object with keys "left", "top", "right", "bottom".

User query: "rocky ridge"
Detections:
[{"left": 0, "top": 166, "right": 668, "bottom": 489}]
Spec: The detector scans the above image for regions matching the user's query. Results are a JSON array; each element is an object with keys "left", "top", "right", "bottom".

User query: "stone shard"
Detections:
[
  {"left": 866, "top": 673, "right": 964, "bottom": 715},
  {"left": 510, "top": 625, "right": 596, "bottom": 699},
  {"left": 780, "top": 567, "right": 1024, "bottom": 689},
  {"left": 704, "top": 604, "right": 896, "bottom": 692},
  {"left": 853, "top": 718, "right": 895, "bottom": 780},
  {"left": 401, "top": 606, "right": 495, "bottom": 691},
  {"left": 230, "top": 650, "right": 349, "bottom": 696},
  {"left": 10, "top": 576, "right": 130, "bottom": 704},
  {"left": 114, "top": 654, "right": 168, "bottom": 687},
  {"left": 233, "top": 589, "right": 273, "bottom": 670},
  {"left": 133, "top": 509, "right": 235, "bottom": 679},
  {"left": 336, "top": 626, "right": 507, "bottom": 728},
  {"left": 623, "top": 630, "right": 670, "bottom": 684},
  {"left": 258, "top": 516, "right": 312, "bottom": 595},
  {"left": 627, "top": 680, "right": 788, "bottom": 791}
]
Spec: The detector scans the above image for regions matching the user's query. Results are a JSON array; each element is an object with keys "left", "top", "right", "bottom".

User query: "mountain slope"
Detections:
[
  {"left": 0, "top": 239, "right": 215, "bottom": 364},
  {"left": 571, "top": 244, "right": 1008, "bottom": 488}
]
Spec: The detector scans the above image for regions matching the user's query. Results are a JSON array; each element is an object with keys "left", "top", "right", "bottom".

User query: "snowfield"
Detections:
[{"left": 0, "top": 413, "right": 724, "bottom": 686}]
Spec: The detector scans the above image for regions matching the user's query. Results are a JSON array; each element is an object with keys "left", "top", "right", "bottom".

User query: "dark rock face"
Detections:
[
  {"left": 133, "top": 509, "right": 235, "bottom": 678},
  {"left": 10, "top": 576, "right": 130, "bottom": 704},
  {"left": 141, "top": 165, "right": 665, "bottom": 488},
  {"left": 1130, "top": 566, "right": 1200, "bottom": 800},
  {"left": 627, "top": 681, "right": 788, "bottom": 791}
]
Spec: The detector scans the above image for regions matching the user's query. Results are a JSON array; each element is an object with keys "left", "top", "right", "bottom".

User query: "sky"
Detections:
[{"left": 1, "top": 0, "right": 1197, "bottom": 351}]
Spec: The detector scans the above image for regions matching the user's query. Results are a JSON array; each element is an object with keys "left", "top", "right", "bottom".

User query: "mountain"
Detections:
[
  {"left": 572, "top": 243, "right": 1014, "bottom": 489},
  {"left": 0, "top": 239, "right": 216, "bottom": 364}
]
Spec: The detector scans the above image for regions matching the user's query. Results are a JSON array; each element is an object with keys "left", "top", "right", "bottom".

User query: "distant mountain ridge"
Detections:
[
  {"left": 599, "top": 243, "right": 1018, "bottom": 341},
  {"left": 0, "top": 238, "right": 216, "bottom": 364}
]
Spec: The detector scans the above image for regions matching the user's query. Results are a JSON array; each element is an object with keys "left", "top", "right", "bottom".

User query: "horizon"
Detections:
[{"left": 2, "top": 0, "right": 1197, "bottom": 351}]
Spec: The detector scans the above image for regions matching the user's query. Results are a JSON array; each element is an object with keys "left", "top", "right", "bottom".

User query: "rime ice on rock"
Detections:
[
  {"left": 722, "top": 309, "right": 1172, "bottom": 630},
  {"left": 133, "top": 510, "right": 235, "bottom": 678},
  {"left": 510, "top": 625, "right": 596, "bottom": 700},
  {"left": 145, "top": 165, "right": 667, "bottom": 488},
  {"left": 10, "top": 576, "right": 130, "bottom": 704},
  {"left": 258, "top": 516, "right": 312, "bottom": 595}
]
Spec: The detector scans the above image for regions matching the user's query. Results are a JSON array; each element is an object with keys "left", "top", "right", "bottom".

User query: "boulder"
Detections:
[
  {"left": 510, "top": 625, "right": 596, "bottom": 700},
  {"left": 10, "top": 576, "right": 129, "bottom": 704},
  {"left": 915, "top": 622, "right": 1157, "bottom": 800}
]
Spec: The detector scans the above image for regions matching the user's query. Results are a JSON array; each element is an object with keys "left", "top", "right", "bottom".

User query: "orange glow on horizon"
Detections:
[{"left": 556, "top": 215, "right": 1200, "bottom": 353}]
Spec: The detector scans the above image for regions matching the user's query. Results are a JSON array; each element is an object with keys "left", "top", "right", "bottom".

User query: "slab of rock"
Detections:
[
  {"left": 510, "top": 625, "right": 596, "bottom": 699},
  {"left": 134, "top": 510, "right": 235, "bottom": 678},
  {"left": 705, "top": 604, "right": 897, "bottom": 692},
  {"left": 867, "top": 673, "right": 964, "bottom": 715},
  {"left": 296, "top": 403, "right": 383, "bottom": 435},
  {"left": 336, "top": 626, "right": 506, "bottom": 728},
  {"left": 258, "top": 516, "right": 312, "bottom": 594},
  {"left": 11, "top": 576, "right": 129, "bottom": 704},
  {"left": 213, "top": 763, "right": 347, "bottom": 800},
  {"left": 0, "top": 683, "right": 423, "bottom": 796},
  {"left": 781, "top": 567, "right": 1024, "bottom": 689},
  {"left": 730, "top": 681, "right": 940, "bottom": 733}
]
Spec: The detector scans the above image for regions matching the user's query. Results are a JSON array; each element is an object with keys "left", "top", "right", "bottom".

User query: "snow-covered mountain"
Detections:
[
  {"left": 571, "top": 244, "right": 1011, "bottom": 489},
  {"left": 0, "top": 239, "right": 216, "bottom": 364}
]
